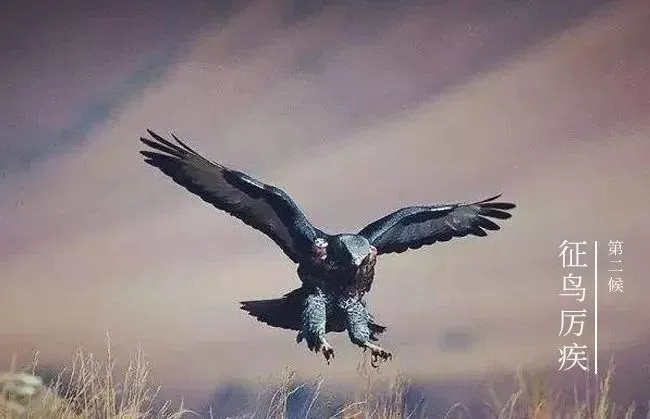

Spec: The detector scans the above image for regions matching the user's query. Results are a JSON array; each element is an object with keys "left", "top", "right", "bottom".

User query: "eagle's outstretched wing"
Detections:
[
  {"left": 357, "top": 194, "right": 515, "bottom": 255},
  {"left": 139, "top": 129, "right": 323, "bottom": 264}
]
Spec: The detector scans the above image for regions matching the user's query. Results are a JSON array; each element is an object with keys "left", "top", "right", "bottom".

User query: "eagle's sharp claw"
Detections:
[
  {"left": 320, "top": 340, "right": 335, "bottom": 364},
  {"left": 364, "top": 343, "right": 392, "bottom": 368}
]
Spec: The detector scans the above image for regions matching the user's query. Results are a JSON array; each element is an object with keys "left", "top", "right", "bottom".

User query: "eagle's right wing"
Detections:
[
  {"left": 139, "top": 129, "right": 324, "bottom": 264},
  {"left": 358, "top": 194, "right": 515, "bottom": 255}
]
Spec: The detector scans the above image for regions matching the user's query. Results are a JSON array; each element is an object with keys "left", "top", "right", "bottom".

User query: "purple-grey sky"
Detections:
[{"left": 1, "top": 0, "right": 649, "bottom": 409}]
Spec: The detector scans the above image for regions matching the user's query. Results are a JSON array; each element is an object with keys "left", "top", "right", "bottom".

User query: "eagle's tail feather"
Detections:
[{"left": 239, "top": 288, "right": 305, "bottom": 331}]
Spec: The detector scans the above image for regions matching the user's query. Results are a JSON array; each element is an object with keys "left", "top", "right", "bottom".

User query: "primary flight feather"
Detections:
[{"left": 139, "top": 129, "right": 516, "bottom": 367}]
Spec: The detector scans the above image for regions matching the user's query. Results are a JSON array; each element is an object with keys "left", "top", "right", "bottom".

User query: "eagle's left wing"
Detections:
[
  {"left": 139, "top": 129, "right": 324, "bottom": 264},
  {"left": 357, "top": 194, "right": 515, "bottom": 255}
]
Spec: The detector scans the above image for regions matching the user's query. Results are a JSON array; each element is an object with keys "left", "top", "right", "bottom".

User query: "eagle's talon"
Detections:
[
  {"left": 320, "top": 341, "right": 335, "bottom": 364},
  {"left": 371, "top": 354, "right": 379, "bottom": 368},
  {"left": 364, "top": 343, "right": 392, "bottom": 368}
]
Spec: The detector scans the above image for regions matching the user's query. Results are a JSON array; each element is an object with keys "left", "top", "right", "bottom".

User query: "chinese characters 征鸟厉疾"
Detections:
[{"left": 557, "top": 240, "right": 590, "bottom": 372}]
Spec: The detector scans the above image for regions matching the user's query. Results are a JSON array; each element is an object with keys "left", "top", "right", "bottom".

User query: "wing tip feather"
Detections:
[
  {"left": 140, "top": 129, "right": 189, "bottom": 157},
  {"left": 170, "top": 131, "right": 200, "bottom": 155},
  {"left": 146, "top": 128, "right": 161, "bottom": 140},
  {"left": 474, "top": 193, "right": 516, "bottom": 208}
]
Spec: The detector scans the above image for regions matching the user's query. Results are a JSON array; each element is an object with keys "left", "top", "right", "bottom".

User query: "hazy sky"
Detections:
[{"left": 1, "top": 0, "right": 649, "bottom": 408}]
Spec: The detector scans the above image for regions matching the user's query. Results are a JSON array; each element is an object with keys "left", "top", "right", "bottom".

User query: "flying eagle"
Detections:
[{"left": 139, "top": 129, "right": 516, "bottom": 367}]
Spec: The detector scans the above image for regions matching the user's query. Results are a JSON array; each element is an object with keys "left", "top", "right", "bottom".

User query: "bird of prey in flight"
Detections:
[{"left": 139, "top": 129, "right": 516, "bottom": 367}]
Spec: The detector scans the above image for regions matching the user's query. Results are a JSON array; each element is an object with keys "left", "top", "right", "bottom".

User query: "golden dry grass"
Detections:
[
  {"left": 0, "top": 343, "right": 638, "bottom": 419},
  {"left": 0, "top": 340, "right": 189, "bottom": 419}
]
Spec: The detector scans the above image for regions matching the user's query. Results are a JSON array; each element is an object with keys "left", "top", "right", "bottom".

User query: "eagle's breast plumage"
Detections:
[{"left": 297, "top": 245, "right": 377, "bottom": 302}]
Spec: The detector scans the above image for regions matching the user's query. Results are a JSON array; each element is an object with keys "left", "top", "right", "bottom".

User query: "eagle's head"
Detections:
[{"left": 327, "top": 234, "right": 377, "bottom": 269}]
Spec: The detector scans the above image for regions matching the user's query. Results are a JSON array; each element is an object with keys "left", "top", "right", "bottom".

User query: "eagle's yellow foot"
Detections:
[
  {"left": 320, "top": 340, "right": 335, "bottom": 364},
  {"left": 363, "top": 342, "right": 392, "bottom": 368}
]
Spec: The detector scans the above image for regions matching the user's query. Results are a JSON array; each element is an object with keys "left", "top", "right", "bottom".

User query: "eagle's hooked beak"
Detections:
[
  {"left": 353, "top": 253, "right": 369, "bottom": 267},
  {"left": 354, "top": 246, "right": 378, "bottom": 266}
]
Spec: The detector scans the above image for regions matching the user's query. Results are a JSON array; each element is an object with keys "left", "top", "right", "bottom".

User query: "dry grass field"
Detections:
[{"left": 0, "top": 344, "right": 638, "bottom": 419}]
